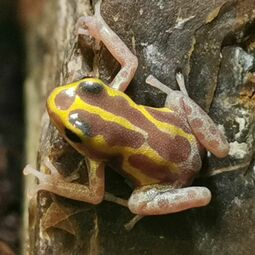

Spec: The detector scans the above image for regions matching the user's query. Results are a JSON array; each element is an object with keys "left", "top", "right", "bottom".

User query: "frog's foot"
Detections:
[
  {"left": 124, "top": 215, "right": 144, "bottom": 231},
  {"left": 23, "top": 156, "right": 82, "bottom": 194},
  {"left": 24, "top": 158, "right": 105, "bottom": 204},
  {"left": 76, "top": 16, "right": 99, "bottom": 39},
  {"left": 146, "top": 72, "right": 189, "bottom": 95},
  {"left": 23, "top": 157, "right": 69, "bottom": 197},
  {"left": 175, "top": 71, "right": 188, "bottom": 95},
  {"left": 128, "top": 185, "right": 212, "bottom": 215},
  {"left": 43, "top": 157, "right": 63, "bottom": 178},
  {"left": 104, "top": 192, "right": 128, "bottom": 207},
  {"left": 145, "top": 75, "right": 173, "bottom": 95},
  {"left": 103, "top": 192, "right": 144, "bottom": 230},
  {"left": 23, "top": 164, "right": 54, "bottom": 198},
  {"left": 43, "top": 157, "right": 80, "bottom": 182},
  {"left": 76, "top": 0, "right": 104, "bottom": 42}
]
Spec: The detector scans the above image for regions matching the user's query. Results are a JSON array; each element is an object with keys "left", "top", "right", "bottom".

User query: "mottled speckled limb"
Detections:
[
  {"left": 128, "top": 184, "right": 212, "bottom": 215},
  {"left": 180, "top": 96, "right": 229, "bottom": 158},
  {"left": 177, "top": 74, "right": 229, "bottom": 158},
  {"left": 23, "top": 158, "right": 105, "bottom": 204},
  {"left": 146, "top": 73, "right": 229, "bottom": 158},
  {"left": 76, "top": 0, "right": 138, "bottom": 92}
]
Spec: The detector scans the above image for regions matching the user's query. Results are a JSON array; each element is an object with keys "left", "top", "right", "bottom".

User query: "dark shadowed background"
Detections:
[{"left": 0, "top": 1, "right": 24, "bottom": 254}]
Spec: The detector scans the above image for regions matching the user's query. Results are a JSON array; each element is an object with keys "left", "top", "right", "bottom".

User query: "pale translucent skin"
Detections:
[{"left": 24, "top": 0, "right": 229, "bottom": 217}]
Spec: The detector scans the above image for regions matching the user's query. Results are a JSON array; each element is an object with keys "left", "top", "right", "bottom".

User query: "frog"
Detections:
[{"left": 24, "top": 0, "right": 229, "bottom": 217}]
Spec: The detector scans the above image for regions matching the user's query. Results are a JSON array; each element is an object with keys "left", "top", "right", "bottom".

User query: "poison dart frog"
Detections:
[{"left": 24, "top": 0, "right": 229, "bottom": 216}]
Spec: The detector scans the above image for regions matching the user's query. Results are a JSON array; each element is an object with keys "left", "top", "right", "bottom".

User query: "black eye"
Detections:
[
  {"left": 79, "top": 80, "right": 103, "bottom": 94},
  {"left": 64, "top": 128, "right": 82, "bottom": 143},
  {"left": 69, "top": 116, "right": 92, "bottom": 137},
  {"left": 76, "top": 121, "right": 92, "bottom": 137}
]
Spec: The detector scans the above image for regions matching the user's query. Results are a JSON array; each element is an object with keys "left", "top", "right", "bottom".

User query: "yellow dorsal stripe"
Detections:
[
  {"left": 48, "top": 85, "right": 147, "bottom": 137},
  {"left": 105, "top": 85, "right": 195, "bottom": 142},
  {"left": 88, "top": 134, "right": 177, "bottom": 171},
  {"left": 47, "top": 80, "right": 190, "bottom": 180},
  {"left": 72, "top": 97, "right": 148, "bottom": 136},
  {"left": 49, "top": 89, "right": 178, "bottom": 173}
]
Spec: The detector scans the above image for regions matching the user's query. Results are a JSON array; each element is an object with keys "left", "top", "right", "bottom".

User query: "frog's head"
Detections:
[{"left": 46, "top": 78, "right": 110, "bottom": 155}]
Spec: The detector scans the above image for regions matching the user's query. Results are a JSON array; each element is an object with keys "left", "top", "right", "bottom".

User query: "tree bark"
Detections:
[{"left": 23, "top": 0, "right": 255, "bottom": 254}]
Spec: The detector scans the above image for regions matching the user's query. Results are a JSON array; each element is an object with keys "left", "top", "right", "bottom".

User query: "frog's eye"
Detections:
[
  {"left": 64, "top": 128, "right": 82, "bottom": 143},
  {"left": 78, "top": 80, "right": 103, "bottom": 94},
  {"left": 69, "top": 113, "right": 92, "bottom": 137}
]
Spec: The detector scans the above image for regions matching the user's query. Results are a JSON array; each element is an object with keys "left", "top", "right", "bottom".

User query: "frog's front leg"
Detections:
[
  {"left": 128, "top": 184, "right": 211, "bottom": 215},
  {"left": 146, "top": 74, "right": 229, "bottom": 158},
  {"left": 77, "top": 0, "right": 138, "bottom": 92},
  {"left": 24, "top": 158, "right": 105, "bottom": 205}
]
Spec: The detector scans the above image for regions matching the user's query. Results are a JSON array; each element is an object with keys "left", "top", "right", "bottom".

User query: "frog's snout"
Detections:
[{"left": 46, "top": 86, "right": 77, "bottom": 133}]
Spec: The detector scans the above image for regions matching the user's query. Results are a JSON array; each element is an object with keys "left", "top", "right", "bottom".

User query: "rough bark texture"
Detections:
[{"left": 23, "top": 0, "right": 255, "bottom": 254}]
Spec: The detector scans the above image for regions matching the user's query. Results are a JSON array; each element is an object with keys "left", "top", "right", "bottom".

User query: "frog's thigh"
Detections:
[{"left": 128, "top": 185, "right": 211, "bottom": 215}]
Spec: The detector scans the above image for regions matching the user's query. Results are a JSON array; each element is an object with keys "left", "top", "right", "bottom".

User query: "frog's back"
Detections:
[
  {"left": 109, "top": 104, "right": 202, "bottom": 186},
  {"left": 73, "top": 82, "right": 202, "bottom": 186}
]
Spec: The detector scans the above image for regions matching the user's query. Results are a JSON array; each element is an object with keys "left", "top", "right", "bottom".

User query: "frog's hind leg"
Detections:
[
  {"left": 175, "top": 73, "right": 229, "bottom": 157},
  {"left": 146, "top": 73, "right": 229, "bottom": 158},
  {"left": 128, "top": 184, "right": 211, "bottom": 215},
  {"left": 77, "top": 0, "right": 138, "bottom": 92}
]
